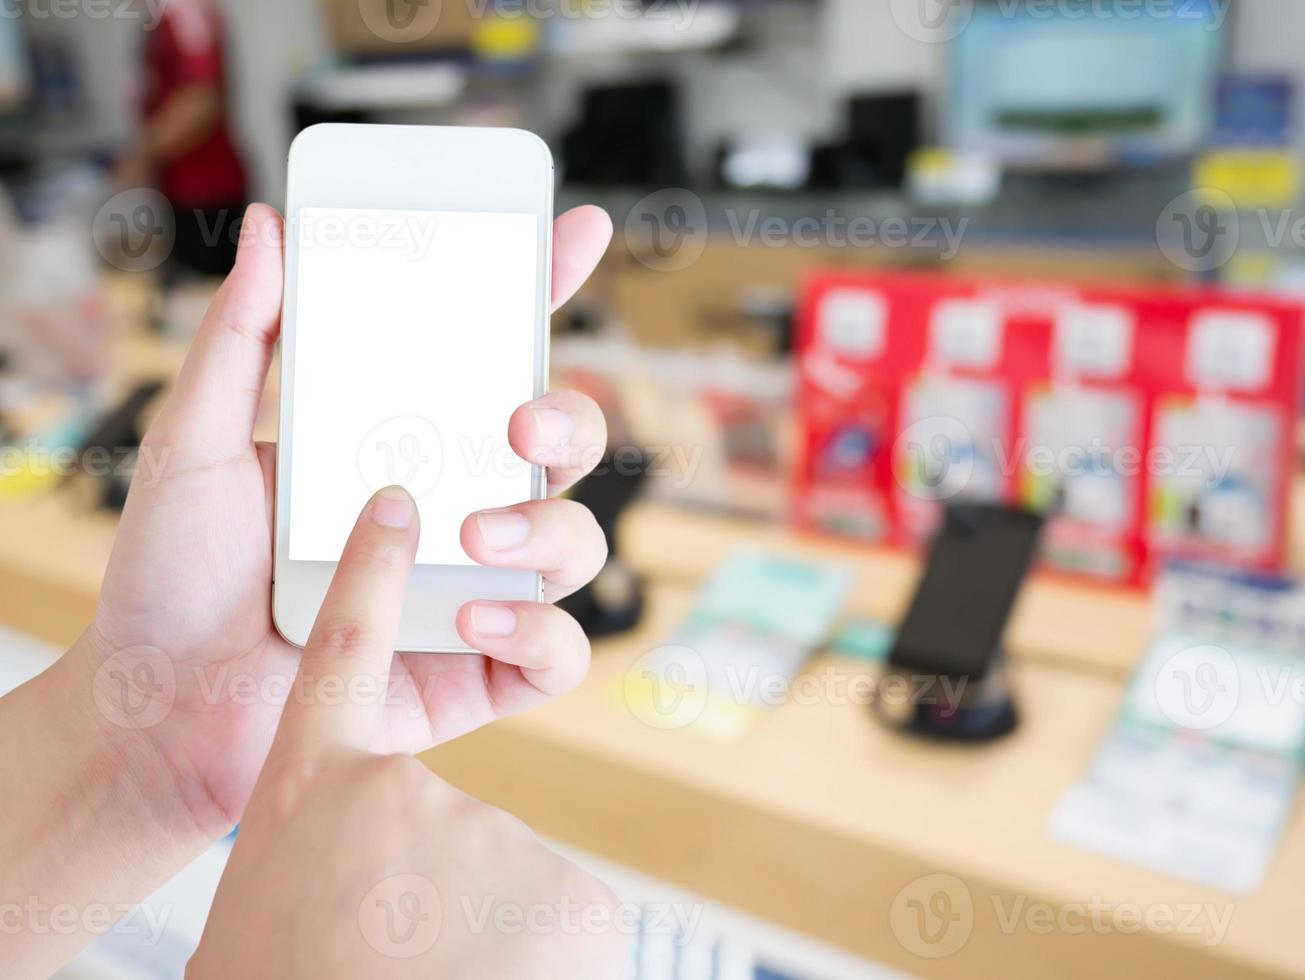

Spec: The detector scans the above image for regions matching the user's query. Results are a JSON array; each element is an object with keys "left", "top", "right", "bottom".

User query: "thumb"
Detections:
[{"left": 146, "top": 204, "right": 284, "bottom": 469}]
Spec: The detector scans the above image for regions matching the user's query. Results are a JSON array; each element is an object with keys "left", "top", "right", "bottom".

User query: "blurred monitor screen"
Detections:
[
  {"left": 945, "top": 0, "right": 1225, "bottom": 168},
  {"left": 0, "top": 17, "right": 28, "bottom": 112}
]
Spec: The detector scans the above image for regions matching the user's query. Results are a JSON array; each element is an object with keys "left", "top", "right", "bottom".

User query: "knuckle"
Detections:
[
  {"left": 261, "top": 756, "right": 320, "bottom": 823},
  {"left": 310, "top": 615, "right": 371, "bottom": 659},
  {"left": 342, "top": 541, "right": 407, "bottom": 573},
  {"left": 555, "top": 498, "right": 603, "bottom": 541}
]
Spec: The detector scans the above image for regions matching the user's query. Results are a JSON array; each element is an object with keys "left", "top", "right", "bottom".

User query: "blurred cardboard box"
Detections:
[
  {"left": 322, "top": 0, "right": 476, "bottom": 55},
  {"left": 611, "top": 239, "right": 931, "bottom": 355},
  {"left": 578, "top": 232, "right": 1183, "bottom": 357}
]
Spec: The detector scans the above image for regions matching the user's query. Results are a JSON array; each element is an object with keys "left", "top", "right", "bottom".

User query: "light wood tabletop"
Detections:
[
  {"left": 2, "top": 284, "right": 1303, "bottom": 977},
  {"left": 424, "top": 580, "right": 1305, "bottom": 980}
]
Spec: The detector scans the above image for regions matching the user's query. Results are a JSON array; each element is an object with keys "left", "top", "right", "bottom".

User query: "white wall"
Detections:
[{"left": 219, "top": 0, "right": 327, "bottom": 201}]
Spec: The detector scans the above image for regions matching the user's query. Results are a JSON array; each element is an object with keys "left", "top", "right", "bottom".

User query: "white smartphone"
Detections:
[{"left": 273, "top": 124, "right": 553, "bottom": 652}]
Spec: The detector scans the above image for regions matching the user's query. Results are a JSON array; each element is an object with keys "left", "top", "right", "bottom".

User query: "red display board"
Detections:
[{"left": 794, "top": 272, "right": 1304, "bottom": 586}]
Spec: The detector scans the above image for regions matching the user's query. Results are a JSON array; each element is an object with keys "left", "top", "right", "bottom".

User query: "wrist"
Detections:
[
  {"left": 0, "top": 637, "right": 213, "bottom": 975},
  {"left": 57, "top": 630, "right": 226, "bottom": 848}
]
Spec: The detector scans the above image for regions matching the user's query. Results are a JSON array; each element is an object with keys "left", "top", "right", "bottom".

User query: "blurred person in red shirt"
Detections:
[{"left": 117, "top": 0, "right": 249, "bottom": 278}]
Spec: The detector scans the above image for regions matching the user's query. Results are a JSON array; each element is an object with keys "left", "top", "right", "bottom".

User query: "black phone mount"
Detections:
[
  {"left": 557, "top": 449, "right": 649, "bottom": 638},
  {"left": 870, "top": 503, "right": 1043, "bottom": 743},
  {"left": 62, "top": 380, "right": 167, "bottom": 511},
  {"left": 872, "top": 652, "right": 1019, "bottom": 741}
]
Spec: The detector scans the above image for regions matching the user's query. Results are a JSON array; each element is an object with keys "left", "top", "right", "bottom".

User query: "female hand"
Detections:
[
  {"left": 188, "top": 487, "right": 628, "bottom": 979},
  {"left": 73, "top": 203, "right": 613, "bottom": 841}
]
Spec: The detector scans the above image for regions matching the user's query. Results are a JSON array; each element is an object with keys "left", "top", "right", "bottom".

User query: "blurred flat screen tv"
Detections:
[{"left": 945, "top": 0, "right": 1226, "bottom": 168}]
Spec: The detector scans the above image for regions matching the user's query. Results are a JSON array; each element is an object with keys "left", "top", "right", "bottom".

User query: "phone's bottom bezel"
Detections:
[{"left": 272, "top": 563, "right": 543, "bottom": 654}]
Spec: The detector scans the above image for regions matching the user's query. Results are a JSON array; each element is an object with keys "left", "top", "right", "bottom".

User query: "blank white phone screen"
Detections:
[{"left": 288, "top": 207, "right": 539, "bottom": 565}]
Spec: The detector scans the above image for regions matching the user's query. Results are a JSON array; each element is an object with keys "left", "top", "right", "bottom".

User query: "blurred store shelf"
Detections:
[{"left": 294, "top": 62, "right": 468, "bottom": 112}]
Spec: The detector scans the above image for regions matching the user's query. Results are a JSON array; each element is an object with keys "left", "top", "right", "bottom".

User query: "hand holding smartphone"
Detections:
[
  {"left": 274, "top": 124, "right": 582, "bottom": 652},
  {"left": 76, "top": 147, "right": 610, "bottom": 848}
]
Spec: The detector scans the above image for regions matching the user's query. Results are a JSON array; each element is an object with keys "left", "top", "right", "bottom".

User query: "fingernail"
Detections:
[
  {"left": 532, "top": 408, "right": 574, "bottom": 448},
  {"left": 371, "top": 486, "right": 414, "bottom": 529},
  {"left": 477, "top": 509, "right": 530, "bottom": 550},
  {"left": 472, "top": 604, "right": 517, "bottom": 638}
]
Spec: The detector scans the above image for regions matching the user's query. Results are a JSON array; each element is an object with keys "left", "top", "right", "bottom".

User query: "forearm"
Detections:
[{"left": 0, "top": 635, "right": 211, "bottom": 976}]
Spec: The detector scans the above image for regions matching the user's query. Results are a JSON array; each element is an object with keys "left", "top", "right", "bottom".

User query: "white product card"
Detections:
[
  {"left": 1186, "top": 310, "right": 1276, "bottom": 391},
  {"left": 818, "top": 289, "right": 886, "bottom": 358},
  {"left": 1125, "top": 634, "right": 1305, "bottom": 759},
  {"left": 929, "top": 299, "right": 1002, "bottom": 369},
  {"left": 1054, "top": 304, "right": 1134, "bottom": 378}
]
